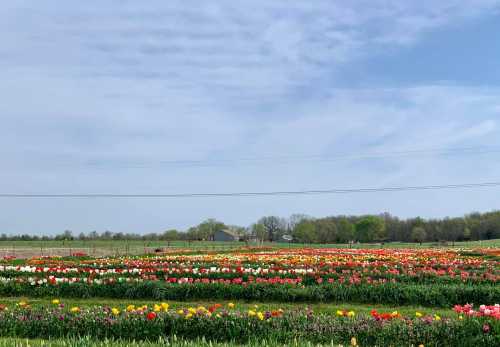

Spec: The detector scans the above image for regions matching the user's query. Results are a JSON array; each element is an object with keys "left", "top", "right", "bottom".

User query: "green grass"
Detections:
[
  {"left": 0, "top": 297, "right": 453, "bottom": 318},
  {"left": 0, "top": 238, "right": 498, "bottom": 250}
]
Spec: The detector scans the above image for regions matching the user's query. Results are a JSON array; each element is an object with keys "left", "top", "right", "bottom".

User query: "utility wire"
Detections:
[{"left": 1, "top": 181, "right": 499, "bottom": 198}]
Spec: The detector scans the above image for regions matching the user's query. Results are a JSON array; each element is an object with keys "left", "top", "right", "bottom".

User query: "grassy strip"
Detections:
[
  {"left": 1, "top": 239, "right": 499, "bottom": 249},
  {"left": 1, "top": 282, "right": 498, "bottom": 307}
]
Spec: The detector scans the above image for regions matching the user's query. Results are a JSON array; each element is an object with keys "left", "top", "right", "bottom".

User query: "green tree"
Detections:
[
  {"left": 336, "top": 218, "right": 355, "bottom": 243},
  {"left": 292, "top": 221, "right": 317, "bottom": 243},
  {"left": 161, "top": 229, "right": 180, "bottom": 241},
  {"left": 411, "top": 226, "right": 427, "bottom": 245},
  {"left": 195, "top": 219, "right": 226, "bottom": 240},
  {"left": 315, "top": 219, "right": 337, "bottom": 243},
  {"left": 355, "top": 216, "right": 385, "bottom": 243}
]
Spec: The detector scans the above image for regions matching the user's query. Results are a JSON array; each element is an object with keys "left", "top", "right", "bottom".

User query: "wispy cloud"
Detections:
[{"left": 1, "top": 1, "right": 500, "bottom": 232}]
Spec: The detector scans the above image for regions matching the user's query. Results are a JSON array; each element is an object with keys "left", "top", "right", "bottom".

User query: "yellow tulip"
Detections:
[
  {"left": 70, "top": 306, "right": 80, "bottom": 313},
  {"left": 248, "top": 310, "right": 256, "bottom": 316},
  {"left": 347, "top": 311, "right": 355, "bottom": 318},
  {"left": 434, "top": 315, "right": 441, "bottom": 321},
  {"left": 126, "top": 305, "right": 135, "bottom": 312},
  {"left": 228, "top": 302, "right": 235, "bottom": 309},
  {"left": 185, "top": 313, "right": 193, "bottom": 319},
  {"left": 415, "top": 312, "right": 423, "bottom": 318},
  {"left": 350, "top": 337, "right": 357, "bottom": 346},
  {"left": 52, "top": 299, "right": 60, "bottom": 305},
  {"left": 111, "top": 308, "right": 120, "bottom": 316},
  {"left": 161, "top": 302, "right": 169, "bottom": 311},
  {"left": 257, "top": 312, "right": 265, "bottom": 321},
  {"left": 177, "top": 309, "right": 184, "bottom": 315},
  {"left": 336, "top": 310, "right": 344, "bottom": 316},
  {"left": 154, "top": 304, "right": 161, "bottom": 312}
]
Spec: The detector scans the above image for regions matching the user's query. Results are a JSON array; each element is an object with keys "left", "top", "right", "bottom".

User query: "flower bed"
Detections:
[
  {"left": 0, "top": 248, "right": 498, "bottom": 307},
  {"left": 0, "top": 248, "right": 496, "bottom": 287},
  {"left": 0, "top": 301, "right": 498, "bottom": 346}
]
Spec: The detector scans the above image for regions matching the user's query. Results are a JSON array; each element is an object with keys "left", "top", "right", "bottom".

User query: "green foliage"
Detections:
[
  {"left": 336, "top": 218, "right": 355, "bottom": 243},
  {"left": 355, "top": 216, "right": 386, "bottom": 242},
  {"left": 0, "top": 308, "right": 498, "bottom": 346},
  {"left": 412, "top": 227, "right": 427, "bottom": 244},
  {"left": 292, "top": 221, "right": 317, "bottom": 243},
  {"left": 2, "top": 209, "right": 500, "bottom": 244},
  {"left": 187, "top": 219, "right": 226, "bottom": 241},
  {"left": 1, "top": 282, "right": 499, "bottom": 308}
]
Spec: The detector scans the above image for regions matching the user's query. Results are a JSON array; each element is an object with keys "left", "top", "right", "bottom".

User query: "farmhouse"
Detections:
[{"left": 211, "top": 229, "right": 241, "bottom": 242}]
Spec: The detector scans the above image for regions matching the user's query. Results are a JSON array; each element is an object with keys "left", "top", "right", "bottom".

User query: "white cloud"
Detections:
[{"left": 1, "top": 1, "right": 500, "bottom": 232}]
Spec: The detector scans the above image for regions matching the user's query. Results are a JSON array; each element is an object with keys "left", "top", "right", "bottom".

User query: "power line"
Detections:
[{"left": 1, "top": 181, "right": 499, "bottom": 198}]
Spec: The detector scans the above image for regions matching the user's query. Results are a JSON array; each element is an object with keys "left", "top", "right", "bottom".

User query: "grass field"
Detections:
[{"left": 1, "top": 238, "right": 498, "bottom": 259}]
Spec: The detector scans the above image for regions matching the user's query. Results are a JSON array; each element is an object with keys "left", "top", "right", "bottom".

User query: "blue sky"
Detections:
[{"left": 1, "top": 1, "right": 500, "bottom": 234}]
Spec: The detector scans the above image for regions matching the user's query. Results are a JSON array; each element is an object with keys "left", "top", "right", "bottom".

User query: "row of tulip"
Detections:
[
  {"left": 0, "top": 281, "right": 498, "bottom": 308},
  {"left": 0, "top": 300, "right": 498, "bottom": 346},
  {"left": 0, "top": 268, "right": 495, "bottom": 286},
  {"left": 0, "top": 248, "right": 497, "bottom": 286}
]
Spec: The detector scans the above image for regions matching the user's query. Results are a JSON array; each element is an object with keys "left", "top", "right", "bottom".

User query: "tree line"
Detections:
[{"left": 1, "top": 210, "right": 500, "bottom": 244}]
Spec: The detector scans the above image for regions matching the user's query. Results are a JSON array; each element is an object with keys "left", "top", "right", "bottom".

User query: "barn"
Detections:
[{"left": 212, "top": 229, "right": 241, "bottom": 242}]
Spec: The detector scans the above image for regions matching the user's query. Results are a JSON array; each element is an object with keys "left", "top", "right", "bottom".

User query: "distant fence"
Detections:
[{"left": 0, "top": 242, "right": 259, "bottom": 259}]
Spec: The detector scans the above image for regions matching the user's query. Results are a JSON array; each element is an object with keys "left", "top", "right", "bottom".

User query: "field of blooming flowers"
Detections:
[{"left": 0, "top": 247, "right": 498, "bottom": 346}]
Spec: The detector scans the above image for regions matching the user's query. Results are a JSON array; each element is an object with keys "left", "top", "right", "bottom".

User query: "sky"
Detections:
[{"left": 1, "top": 0, "right": 500, "bottom": 234}]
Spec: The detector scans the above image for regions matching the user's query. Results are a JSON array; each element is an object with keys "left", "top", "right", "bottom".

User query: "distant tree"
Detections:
[
  {"left": 101, "top": 230, "right": 113, "bottom": 240},
  {"left": 314, "top": 219, "right": 337, "bottom": 243},
  {"left": 186, "top": 227, "right": 199, "bottom": 241},
  {"left": 112, "top": 232, "right": 125, "bottom": 240},
  {"left": 258, "top": 216, "right": 287, "bottom": 242},
  {"left": 251, "top": 223, "right": 267, "bottom": 243},
  {"left": 161, "top": 229, "right": 180, "bottom": 241},
  {"left": 196, "top": 219, "right": 226, "bottom": 240},
  {"left": 411, "top": 226, "right": 427, "bottom": 245},
  {"left": 336, "top": 218, "right": 355, "bottom": 243},
  {"left": 288, "top": 214, "right": 311, "bottom": 231},
  {"left": 462, "top": 227, "right": 471, "bottom": 241},
  {"left": 441, "top": 218, "right": 465, "bottom": 245},
  {"left": 89, "top": 231, "right": 99, "bottom": 240},
  {"left": 292, "top": 221, "right": 317, "bottom": 243},
  {"left": 355, "top": 216, "right": 385, "bottom": 243},
  {"left": 55, "top": 230, "right": 74, "bottom": 241}
]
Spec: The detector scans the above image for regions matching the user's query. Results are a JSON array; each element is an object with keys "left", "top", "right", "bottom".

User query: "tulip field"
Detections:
[{"left": 0, "top": 246, "right": 499, "bottom": 346}]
